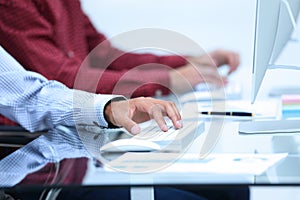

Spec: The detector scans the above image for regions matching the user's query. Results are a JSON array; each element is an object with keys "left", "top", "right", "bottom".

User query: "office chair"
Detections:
[{"left": 0, "top": 125, "right": 43, "bottom": 159}]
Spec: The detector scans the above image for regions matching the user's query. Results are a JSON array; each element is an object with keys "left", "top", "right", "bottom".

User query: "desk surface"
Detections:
[{"left": 1, "top": 108, "right": 300, "bottom": 187}]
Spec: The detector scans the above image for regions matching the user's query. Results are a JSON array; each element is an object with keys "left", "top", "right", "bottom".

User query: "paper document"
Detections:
[
  {"left": 106, "top": 153, "right": 287, "bottom": 175},
  {"left": 183, "top": 99, "right": 281, "bottom": 120}
]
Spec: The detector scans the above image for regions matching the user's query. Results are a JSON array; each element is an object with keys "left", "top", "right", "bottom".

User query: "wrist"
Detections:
[{"left": 103, "top": 97, "right": 126, "bottom": 128}]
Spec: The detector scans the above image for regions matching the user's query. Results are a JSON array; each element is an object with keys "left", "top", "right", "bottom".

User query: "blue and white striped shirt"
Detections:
[
  {"left": 0, "top": 46, "right": 124, "bottom": 131},
  {"left": 0, "top": 46, "right": 123, "bottom": 186}
]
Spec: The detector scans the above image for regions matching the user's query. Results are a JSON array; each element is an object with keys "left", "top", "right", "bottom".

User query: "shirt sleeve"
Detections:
[
  {"left": 0, "top": 46, "right": 123, "bottom": 132},
  {"left": 0, "top": 1, "right": 187, "bottom": 98},
  {"left": 83, "top": 14, "right": 188, "bottom": 97},
  {"left": 83, "top": 13, "right": 188, "bottom": 71}
]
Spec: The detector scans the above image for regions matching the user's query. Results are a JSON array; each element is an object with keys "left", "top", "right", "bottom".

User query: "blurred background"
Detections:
[{"left": 80, "top": 0, "right": 300, "bottom": 199}]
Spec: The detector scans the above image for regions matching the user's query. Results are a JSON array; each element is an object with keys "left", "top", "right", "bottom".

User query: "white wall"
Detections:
[{"left": 80, "top": 0, "right": 254, "bottom": 61}]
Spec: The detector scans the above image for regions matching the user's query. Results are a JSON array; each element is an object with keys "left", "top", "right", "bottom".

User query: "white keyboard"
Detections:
[
  {"left": 133, "top": 125, "right": 181, "bottom": 141},
  {"left": 99, "top": 120, "right": 205, "bottom": 153},
  {"left": 180, "top": 82, "right": 242, "bottom": 103},
  {"left": 131, "top": 121, "right": 205, "bottom": 151}
]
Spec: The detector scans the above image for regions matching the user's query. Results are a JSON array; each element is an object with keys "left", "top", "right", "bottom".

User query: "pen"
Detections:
[{"left": 200, "top": 111, "right": 254, "bottom": 117}]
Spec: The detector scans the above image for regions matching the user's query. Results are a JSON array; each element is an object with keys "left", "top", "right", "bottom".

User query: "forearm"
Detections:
[
  {"left": 84, "top": 14, "right": 188, "bottom": 71},
  {"left": 90, "top": 45, "right": 188, "bottom": 71},
  {"left": 96, "top": 64, "right": 171, "bottom": 97}
]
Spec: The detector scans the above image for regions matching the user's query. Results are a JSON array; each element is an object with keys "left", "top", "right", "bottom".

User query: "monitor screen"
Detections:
[{"left": 251, "top": 0, "right": 300, "bottom": 103}]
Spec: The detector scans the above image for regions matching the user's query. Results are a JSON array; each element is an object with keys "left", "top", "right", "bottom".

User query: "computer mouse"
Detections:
[{"left": 99, "top": 138, "right": 161, "bottom": 153}]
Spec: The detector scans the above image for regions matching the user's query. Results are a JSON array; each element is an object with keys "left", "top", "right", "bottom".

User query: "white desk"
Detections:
[{"left": 81, "top": 110, "right": 300, "bottom": 199}]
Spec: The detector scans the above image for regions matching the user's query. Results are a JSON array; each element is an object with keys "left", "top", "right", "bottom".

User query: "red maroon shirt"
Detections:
[
  {"left": 0, "top": 0, "right": 187, "bottom": 125},
  {"left": 18, "top": 157, "right": 88, "bottom": 186}
]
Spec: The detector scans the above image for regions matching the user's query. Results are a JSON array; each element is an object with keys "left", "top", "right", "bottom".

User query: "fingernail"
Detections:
[
  {"left": 176, "top": 120, "right": 182, "bottom": 128},
  {"left": 131, "top": 125, "right": 140, "bottom": 135},
  {"left": 162, "top": 124, "right": 168, "bottom": 131}
]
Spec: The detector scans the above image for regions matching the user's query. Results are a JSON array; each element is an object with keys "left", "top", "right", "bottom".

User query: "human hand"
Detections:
[
  {"left": 104, "top": 97, "right": 182, "bottom": 135},
  {"left": 207, "top": 49, "right": 240, "bottom": 74},
  {"left": 188, "top": 49, "right": 240, "bottom": 75},
  {"left": 169, "top": 63, "right": 225, "bottom": 94},
  {"left": 169, "top": 49, "right": 240, "bottom": 94}
]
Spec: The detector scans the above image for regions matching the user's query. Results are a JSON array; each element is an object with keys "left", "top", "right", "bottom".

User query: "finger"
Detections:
[
  {"left": 154, "top": 101, "right": 182, "bottom": 129},
  {"left": 209, "top": 50, "right": 225, "bottom": 66},
  {"left": 122, "top": 116, "right": 141, "bottom": 135},
  {"left": 228, "top": 52, "right": 240, "bottom": 74},
  {"left": 211, "top": 50, "right": 240, "bottom": 71},
  {"left": 149, "top": 103, "right": 168, "bottom": 132},
  {"left": 146, "top": 99, "right": 181, "bottom": 120},
  {"left": 131, "top": 98, "right": 169, "bottom": 132},
  {"left": 144, "top": 98, "right": 182, "bottom": 129},
  {"left": 164, "top": 102, "right": 182, "bottom": 129}
]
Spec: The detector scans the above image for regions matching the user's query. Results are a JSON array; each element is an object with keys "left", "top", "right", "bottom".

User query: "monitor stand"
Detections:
[{"left": 238, "top": 119, "right": 300, "bottom": 134}]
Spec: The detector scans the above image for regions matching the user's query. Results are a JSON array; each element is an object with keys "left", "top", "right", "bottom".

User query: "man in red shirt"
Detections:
[{"left": 0, "top": 0, "right": 239, "bottom": 124}]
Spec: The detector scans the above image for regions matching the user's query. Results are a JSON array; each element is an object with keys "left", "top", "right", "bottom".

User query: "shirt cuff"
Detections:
[
  {"left": 94, "top": 95, "right": 126, "bottom": 128},
  {"left": 72, "top": 91, "right": 126, "bottom": 128}
]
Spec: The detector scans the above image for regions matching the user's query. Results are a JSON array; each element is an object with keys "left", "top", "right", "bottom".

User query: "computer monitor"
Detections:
[
  {"left": 239, "top": 0, "right": 300, "bottom": 134},
  {"left": 252, "top": 0, "right": 300, "bottom": 103}
]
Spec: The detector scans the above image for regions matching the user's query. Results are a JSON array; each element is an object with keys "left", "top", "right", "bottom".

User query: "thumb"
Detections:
[{"left": 122, "top": 117, "right": 141, "bottom": 135}]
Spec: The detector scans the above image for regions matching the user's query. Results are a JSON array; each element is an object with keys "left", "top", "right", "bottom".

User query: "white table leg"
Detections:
[{"left": 130, "top": 186, "right": 154, "bottom": 200}]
